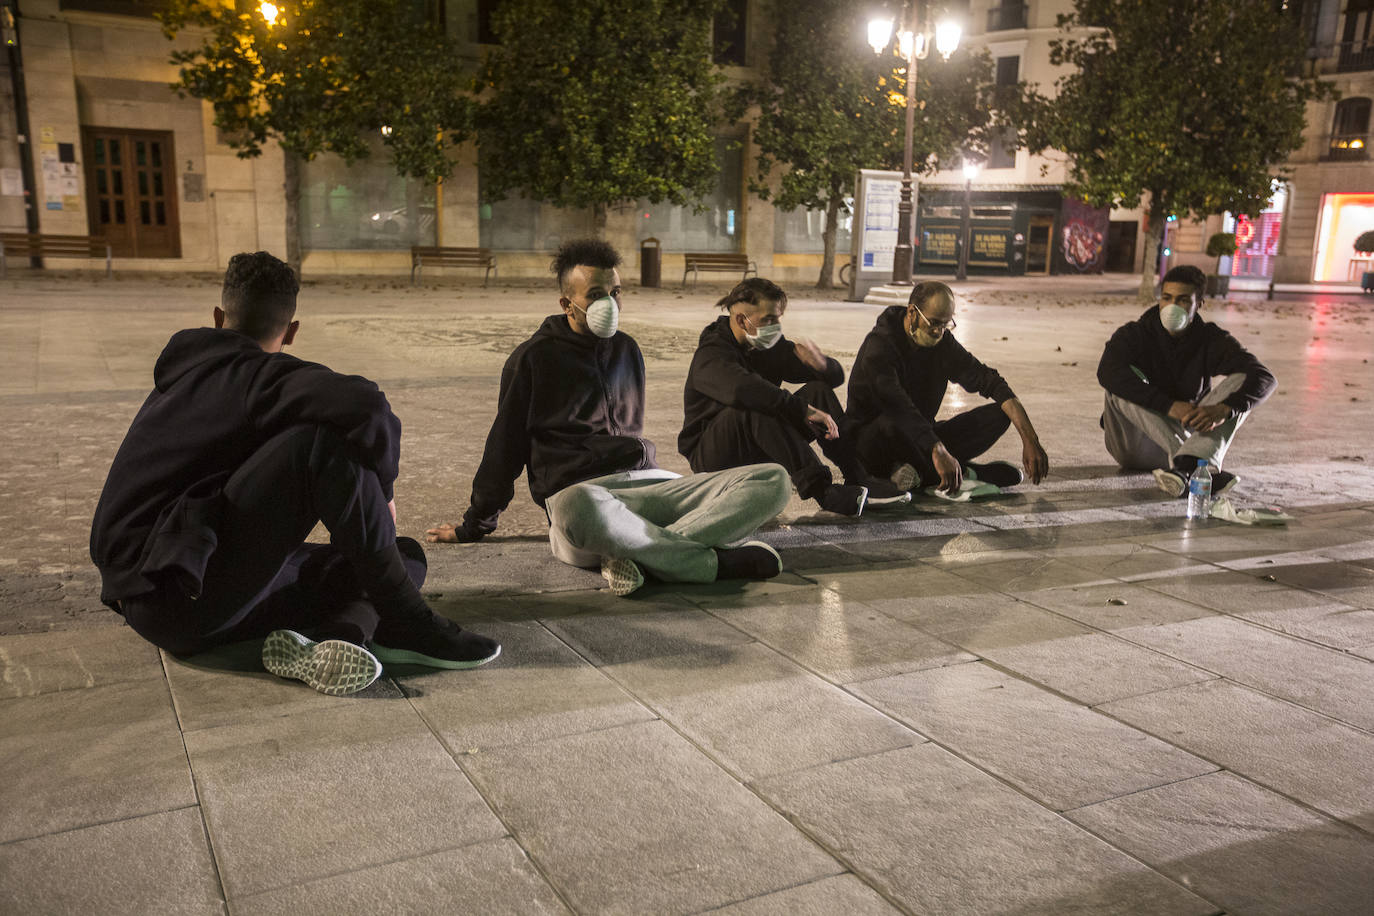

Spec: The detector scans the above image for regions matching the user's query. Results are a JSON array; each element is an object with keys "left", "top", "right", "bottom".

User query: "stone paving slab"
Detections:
[
  {"left": 706, "top": 874, "right": 900, "bottom": 915},
  {"left": 1100, "top": 679, "right": 1374, "bottom": 832},
  {"left": 0, "top": 623, "right": 161, "bottom": 699},
  {"left": 0, "top": 808, "right": 223, "bottom": 916},
  {"left": 853, "top": 663, "right": 1217, "bottom": 810},
  {"left": 1067, "top": 771, "right": 1374, "bottom": 916},
  {"left": 0, "top": 678, "right": 194, "bottom": 844},
  {"left": 183, "top": 701, "right": 506, "bottom": 900},
  {"left": 754, "top": 743, "right": 1216, "bottom": 915},
  {"left": 1017, "top": 581, "right": 1218, "bottom": 630},
  {"left": 231, "top": 837, "right": 570, "bottom": 916},
  {"left": 462, "top": 719, "right": 846, "bottom": 915}
]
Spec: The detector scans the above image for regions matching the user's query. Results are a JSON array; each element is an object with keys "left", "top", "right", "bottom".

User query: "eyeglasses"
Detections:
[{"left": 914, "top": 304, "right": 956, "bottom": 332}]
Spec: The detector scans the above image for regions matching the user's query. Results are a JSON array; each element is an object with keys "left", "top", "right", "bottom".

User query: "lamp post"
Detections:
[
  {"left": 956, "top": 160, "right": 979, "bottom": 281},
  {"left": 868, "top": 6, "right": 961, "bottom": 286}
]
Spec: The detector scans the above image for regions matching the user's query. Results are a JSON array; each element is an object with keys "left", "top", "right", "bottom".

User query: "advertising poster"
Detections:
[
  {"left": 847, "top": 168, "right": 907, "bottom": 300},
  {"left": 1057, "top": 197, "right": 1109, "bottom": 273}
]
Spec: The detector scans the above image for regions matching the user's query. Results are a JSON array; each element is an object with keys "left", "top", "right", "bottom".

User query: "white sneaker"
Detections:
[
  {"left": 261, "top": 629, "right": 381, "bottom": 696},
  {"left": 890, "top": 463, "right": 918, "bottom": 492},
  {"left": 1151, "top": 468, "right": 1188, "bottom": 498},
  {"left": 601, "top": 557, "right": 645, "bottom": 597}
]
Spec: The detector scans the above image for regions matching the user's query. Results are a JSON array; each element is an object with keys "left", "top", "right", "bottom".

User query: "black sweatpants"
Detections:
[
  {"left": 854, "top": 403, "right": 1011, "bottom": 488},
  {"left": 688, "top": 381, "right": 865, "bottom": 500},
  {"left": 120, "top": 425, "right": 426, "bottom": 656}
]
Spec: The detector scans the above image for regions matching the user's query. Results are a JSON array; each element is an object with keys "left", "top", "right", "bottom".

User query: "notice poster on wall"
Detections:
[
  {"left": 847, "top": 168, "right": 907, "bottom": 301},
  {"left": 40, "top": 144, "right": 63, "bottom": 210}
]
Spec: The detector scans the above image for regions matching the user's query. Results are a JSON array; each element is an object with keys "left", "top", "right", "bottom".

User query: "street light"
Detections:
[
  {"left": 869, "top": 3, "right": 961, "bottom": 286},
  {"left": 957, "top": 160, "right": 980, "bottom": 280}
]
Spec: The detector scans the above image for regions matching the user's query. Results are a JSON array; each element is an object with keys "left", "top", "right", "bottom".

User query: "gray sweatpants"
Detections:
[
  {"left": 545, "top": 463, "right": 791, "bottom": 583},
  {"left": 1102, "top": 373, "right": 1250, "bottom": 471}
]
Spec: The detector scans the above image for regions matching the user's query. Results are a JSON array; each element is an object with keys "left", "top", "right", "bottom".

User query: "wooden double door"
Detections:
[{"left": 82, "top": 127, "right": 181, "bottom": 258}]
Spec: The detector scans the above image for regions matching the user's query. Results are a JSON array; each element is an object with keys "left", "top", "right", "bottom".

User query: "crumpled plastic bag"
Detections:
[
  {"left": 1210, "top": 496, "right": 1293, "bottom": 527},
  {"left": 922, "top": 478, "right": 1003, "bottom": 502}
]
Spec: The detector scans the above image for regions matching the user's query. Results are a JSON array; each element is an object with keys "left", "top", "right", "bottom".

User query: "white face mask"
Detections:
[
  {"left": 575, "top": 295, "right": 619, "bottom": 338},
  {"left": 745, "top": 318, "right": 783, "bottom": 350},
  {"left": 1159, "top": 303, "right": 1193, "bottom": 333}
]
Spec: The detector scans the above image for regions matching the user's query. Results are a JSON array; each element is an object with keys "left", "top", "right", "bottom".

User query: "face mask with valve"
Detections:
[
  {"left": 574, "top": 296, "right": 619, "bottom": 338},
  {"left": 1159, "top": 303, "right": 1193, "bottom": 333},
  {"left": 745, "top": 317, "right": 783, "bottom": 350}
]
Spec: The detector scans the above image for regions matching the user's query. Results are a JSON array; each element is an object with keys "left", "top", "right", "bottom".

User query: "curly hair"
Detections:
[
  {"left": 1162, "top": 264, "right": 1206, "bottom": 299},
  {"left": 715, "top": 277, "right": 788, "bottom": 312},
  {"left": 551, "top": 239, "right": 623, "bottom": 293},
  {"left": 221, "top": 251, "right": 299, "bottom": 341}
]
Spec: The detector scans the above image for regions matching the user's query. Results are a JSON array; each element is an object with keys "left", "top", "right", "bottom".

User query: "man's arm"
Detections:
[
  {"left": 688, "top": 344, "right": 811, "bottom": 429},
  {"left": 771, "top": 338, "right": 845, "bottom": 387},
  {"left": 1097, "top": 326, "right": 1175, "bottom": 414},
  {"left": 1212, "top": 329, "right": 1277, "bottom": 413},
  {"left": 1000, "top": 397, "right": 1049, "bottom": 484}
]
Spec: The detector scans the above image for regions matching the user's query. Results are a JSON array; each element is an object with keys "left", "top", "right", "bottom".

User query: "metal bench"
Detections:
[
  {"left": 682, "top": 252, "right": 757, "bottom": 286},
  {"left": 1, "top": 233, "right": 112, "bottom": 278},
  {"left": 410, "top": 246, "right": 497, "bottom": 286}
]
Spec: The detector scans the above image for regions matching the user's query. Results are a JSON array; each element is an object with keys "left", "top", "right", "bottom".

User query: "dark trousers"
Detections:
[
  {"left": 121, "top": 426, "right": 425, "bottom": 656},
  {"left": 854, "top": 403, "right": 1010, "bottom": 488},
  {"left": 689, "top": 381, "right": 865, "bottom": 499}
]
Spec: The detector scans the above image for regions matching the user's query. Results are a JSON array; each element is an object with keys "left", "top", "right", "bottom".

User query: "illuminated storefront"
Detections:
[
  {"left": 1225, "top": 184, "right": 1287, "bottom": 280},
  {"left": 1313, "top": 191, "right": 1374, "bottom": 282}
]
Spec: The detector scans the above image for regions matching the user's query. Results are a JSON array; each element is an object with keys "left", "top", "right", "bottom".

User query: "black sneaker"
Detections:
[
  {"left": 966, "top": 461, "right": 1024, "bottom": 488},
  {"left": 371, "top": 614, "right": 501, "bottom": 669},
  {"left": 1151, "top": 467, "right": 1189, "bottom": 498},
  {"left": 262, "top": 629, "right": 382, "bottom": 695},
  {"left": 715, "top": 541, "right": 782, "bottom": 580},
  {"left": 1212, "top": 470, "right": 1239, "bottom": 495},
  {"left": 818, "top": 483, "right": 868, "bottom": 516},
  {"left": 849, "top": 476, "right": 913, "bottom": 508}
]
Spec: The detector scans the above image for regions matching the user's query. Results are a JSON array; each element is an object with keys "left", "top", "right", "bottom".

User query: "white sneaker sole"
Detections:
[
  {"left": 262, "top": 630, "right": 381, "bottom": 696},
  {"left": 866, "top": 491, "right": 913, "bottom": 508},
  {"left": 1152, "top": 468, "right": 1187, "bottom": 498},
  {"left": 601, "top": 557, "right": 645, "bottom": 597},
  {"left": 739, "top": 540, "right": 783, "bottom": 576},
  {"left": 371, "top": 642, "right": 502, "bottom": 670},
  {"left": 890, "top": 464, "right": 918, "bottom": 492}
]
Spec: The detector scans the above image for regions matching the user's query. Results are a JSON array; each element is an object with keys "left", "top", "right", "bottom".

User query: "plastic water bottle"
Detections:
[{"left": 1187, "top": 459, "right": 1212, "bottom": 520}]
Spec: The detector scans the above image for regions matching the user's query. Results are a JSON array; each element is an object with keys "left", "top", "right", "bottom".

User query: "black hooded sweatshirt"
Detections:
[
  {"left": 846, "top": 305, "right": 1016, "bottom": 455},
  {"left": 89, "top": 327, "right": 401, "bottom": 606},
  {"left": 678, "top": 315, "right": 844, "bottom": 460},
  {"left": 461, "top": 314, "right": 656, "bottom": 534},
  {"left": 1097, "top": 306, "right": 1276, "bottom": 414}
]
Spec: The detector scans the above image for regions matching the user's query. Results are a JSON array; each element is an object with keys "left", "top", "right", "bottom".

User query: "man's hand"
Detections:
[
  {"left": 388, "top": 499, "right": 397, "bottom": 524},
  {"left": 806, "top": 405, "right": 839, "bottom": 440},
  {"left": 793, "top": 338, "right": 829, "bottom": 373},
  {"left": 931, "top": 442, "right": 962, "bottom": 492},
  {"left": 425, "top": 521, "right": 485, "bottom": 544},
  {"left": 1167, "top": 400, "right": 1194, "bottom": 422},
  {"left": 1022, "top": 439, "right": 1050, "bottom": 484},
  {"left": 1180, "top": 403, "right": 1231, "bottom": 433}
]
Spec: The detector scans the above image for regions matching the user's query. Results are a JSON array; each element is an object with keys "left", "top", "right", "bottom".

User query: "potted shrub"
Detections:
[
  {"left": 1355, "top": 231, "right": 1374, "bottom": 292},
  {"left": 1205, "top": 232, "right": 1237, "bottom": 298}
]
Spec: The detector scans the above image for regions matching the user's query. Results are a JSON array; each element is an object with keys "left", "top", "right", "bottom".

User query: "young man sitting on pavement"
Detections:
[
  {"left": 1097, "top": 264, "right": 1275, "bottom": 496},
  {"left": 678, "top": 277, "right": 910, "bottom": 517},
  {"left": 847, "top": 280, "right": 1050, "bottom": 496},
  {"left": 90, "top": 251, "right": 499, "bottom": 696},
  {"left": 426, "top": 239, "right": 791, "bottom": 597}
]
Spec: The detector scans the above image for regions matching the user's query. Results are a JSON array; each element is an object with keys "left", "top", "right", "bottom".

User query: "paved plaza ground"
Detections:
[{"left": 2, "top": 268, "right": 1373, "bottom": 914}]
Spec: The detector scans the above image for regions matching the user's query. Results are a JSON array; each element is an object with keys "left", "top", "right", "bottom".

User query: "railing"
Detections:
[
  {"left": 1325, "top": 133, "right": 1370, "bottom": 161},
  {"left": 1337, "top": 39, "right": 1374, "bottom": 72},
  {"left": 986, "top": 3, "right": 1028, "bottom": 32}
]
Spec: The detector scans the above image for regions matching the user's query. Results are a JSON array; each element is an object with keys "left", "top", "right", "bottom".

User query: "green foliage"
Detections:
[
  {"left": 476, "top": 0, "right": 726, "bottom": 217},
  {"left": 1205, "top": 232, "right": 1237, "bottom": 258},
  {"left": 1354, "top": 230, "right": 1374, "bottom": 254},
  {"left": 1030, "top": 0, "right": 1331, "bottom": 223},
  {"left": 159, "top": 0, "right": 473, "bottom": 183}
]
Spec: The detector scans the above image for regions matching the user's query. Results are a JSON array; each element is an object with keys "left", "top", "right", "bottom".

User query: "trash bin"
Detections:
[{"left": 640, "top": 237, "right": 661, "bottom": 288}]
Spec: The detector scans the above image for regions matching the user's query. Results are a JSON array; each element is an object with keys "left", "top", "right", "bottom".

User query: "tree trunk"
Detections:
[
  {"left": 592, "top": 203, "right": 607, "bottom": 238},
  {"left": 283, "top": 151, "right": 303, "bottom": 280},
  {"left": 817, "top": 195, "right": 840, "bottom": 289},
  {"left": 1138, "top": 201, "right": 1165, "bottom": 302}
]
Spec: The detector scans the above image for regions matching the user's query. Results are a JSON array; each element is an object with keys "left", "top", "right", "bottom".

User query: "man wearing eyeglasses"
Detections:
[{"left": 846, "top": 281, "right": 1050, "bottom": 495}]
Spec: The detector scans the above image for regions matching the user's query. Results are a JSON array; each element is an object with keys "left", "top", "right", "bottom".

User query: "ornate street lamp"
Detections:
[{"left": 869, "top": 4, "right": 961, "bottom": 285}]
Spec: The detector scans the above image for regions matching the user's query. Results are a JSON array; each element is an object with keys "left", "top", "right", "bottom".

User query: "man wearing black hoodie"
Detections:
[
  {"left": 427, "top": 239, "right": 790, "bottom": 598},
  {"left": 90, "top": 251, "right": 500, "bottom": 696},
  {"left": 679, "top": 278, "right": 910, "bottom": 516},
  {"left": 847, "top": 281, "right": 1049, "bottom": 495},
  {"left": 1097, "top": 264, "right": 1275, "bottom": 497}
]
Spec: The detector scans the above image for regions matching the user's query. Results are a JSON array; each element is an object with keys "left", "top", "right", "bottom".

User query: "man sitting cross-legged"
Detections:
[
  {"left": 90, "top": 251, "right": 499, "bottom": 696},
  {"left": 427, "top": 239, "right": 791, "bottom": 598},
  {"left": 678, "top": 277, "right": 910, "bottom": 517},
  {"left": 847, "top": 280, "right": 1050, "bottom": 496},
  {"left": 1097, "top": 264, "right": 1276, "bottom": 496}
]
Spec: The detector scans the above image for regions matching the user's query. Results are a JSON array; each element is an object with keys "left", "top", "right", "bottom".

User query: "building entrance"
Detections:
[{"left": 82, "top": 128, "right": 180, "bottom": 258}]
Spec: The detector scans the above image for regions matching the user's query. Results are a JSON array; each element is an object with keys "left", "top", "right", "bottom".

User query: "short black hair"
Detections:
[
  {"left": 551, "top": 239, "right": 622, "bottom": 293},
  {"left": 909, "top": 280, "right": 953, "bottom": 309},
  {"left": 716, "top": 277, "right": 787, "bottom": 312},
  {"left": 1162, "top": 264, "right": 1206, "bottom": 299},
  {"left": 221, "top": 251, "right": 299, "bottom": 341}
]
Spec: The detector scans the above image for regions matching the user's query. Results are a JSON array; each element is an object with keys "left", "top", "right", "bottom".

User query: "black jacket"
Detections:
[
  {"left": 1097, "top": 307, "right": 1276, "bottom": 414},
  {"left": 847, "top": 305, "right": 1016, "bottom": 455},
  {"left": 462, "top": 314, "right": 656, "bottom": 534},
  {"left": 89, "top": 328, "right": 401, "bottom": 605},
  {"left": 678, "top": 315, "right": 844, "bottom": 459}
]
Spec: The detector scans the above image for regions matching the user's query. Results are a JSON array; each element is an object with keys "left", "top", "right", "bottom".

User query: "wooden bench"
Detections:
[
  {"left": 1, "top": 233, "right": 112, "bottom": 278},
  {"left": 410, "top": 246, "right": 497, "bottom": 286},
  {"left": 682, "top": 252, "right": 757, "bottom": 286}
]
